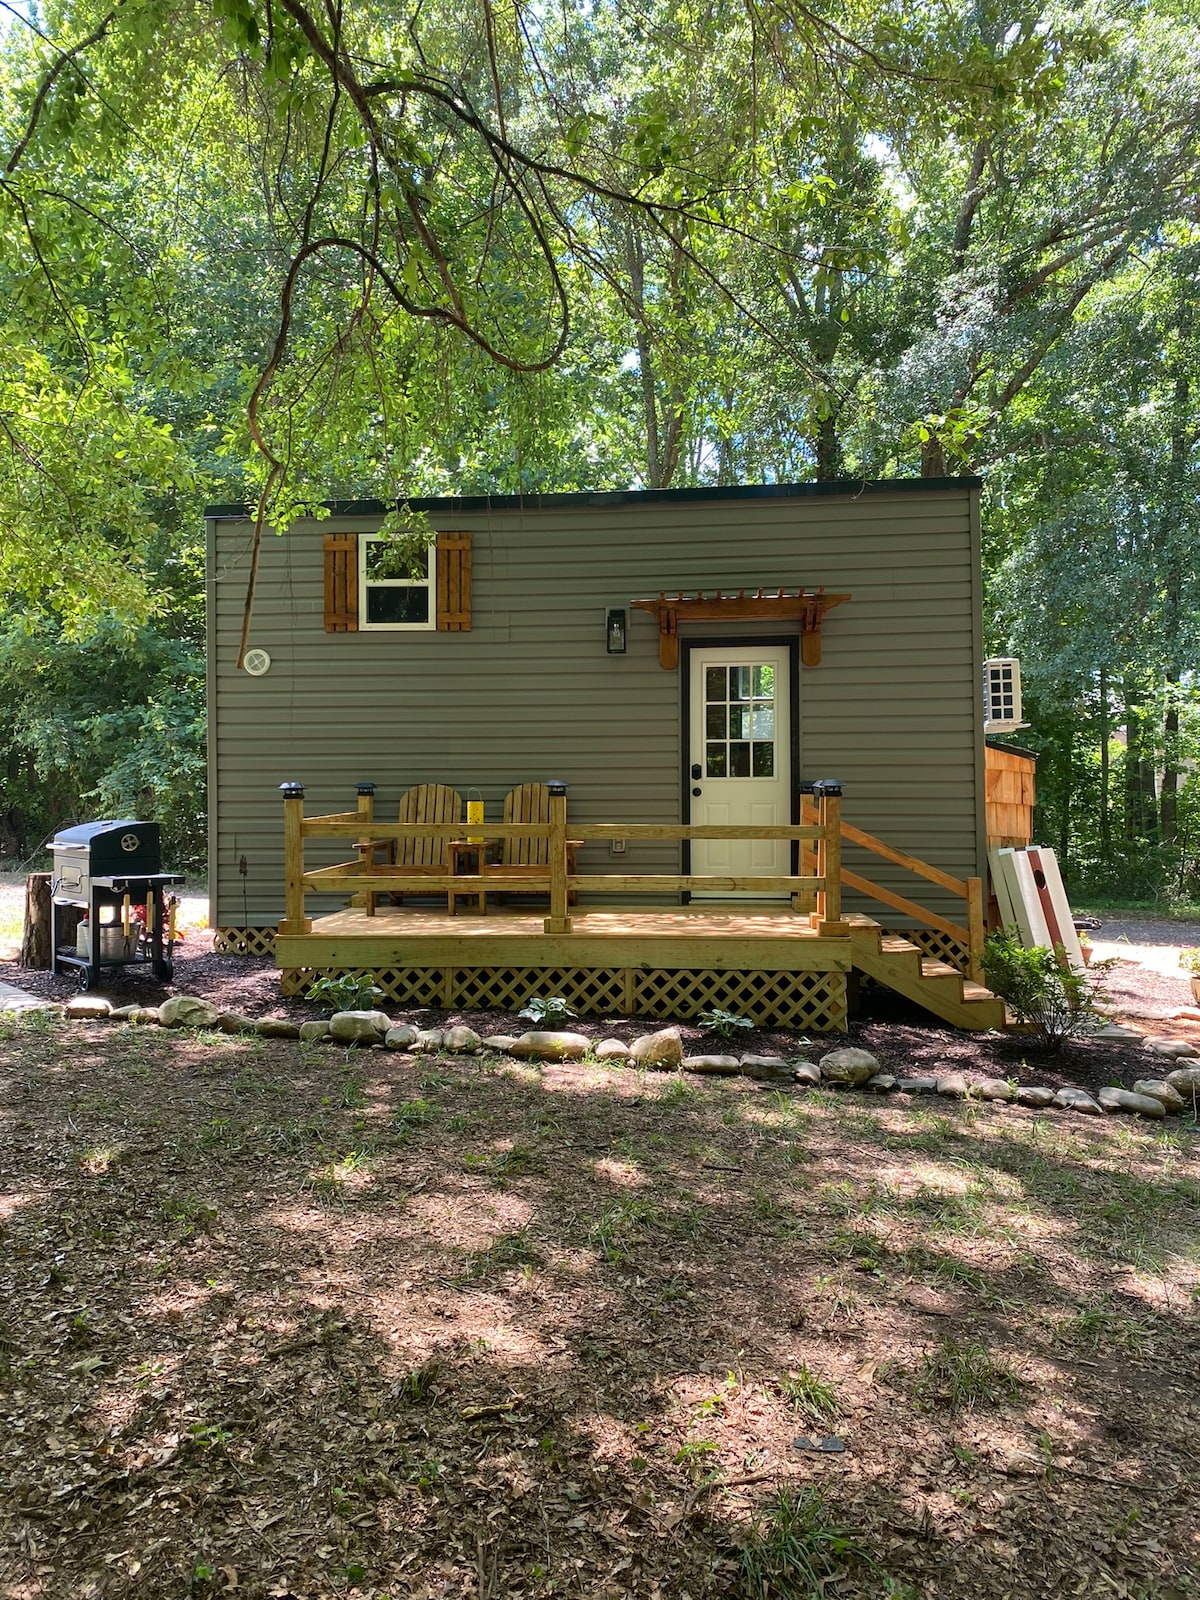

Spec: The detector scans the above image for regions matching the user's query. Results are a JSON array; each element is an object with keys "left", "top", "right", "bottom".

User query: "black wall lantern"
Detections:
[{"left": 605, "top": 605, "right": 628, "bottom": 655}]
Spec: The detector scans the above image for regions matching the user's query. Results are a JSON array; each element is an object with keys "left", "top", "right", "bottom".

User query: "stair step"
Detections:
[
  {"left": 920, "top": 959, "right": 962, "bottom": 979},
  {"left": 843, "top": 913, "right": 1006, "bottom": 1029}
]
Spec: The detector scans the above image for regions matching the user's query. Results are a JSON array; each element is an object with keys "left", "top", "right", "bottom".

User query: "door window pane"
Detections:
[{"left": 700, "top": 658, "right": 778, "bottom": 782}]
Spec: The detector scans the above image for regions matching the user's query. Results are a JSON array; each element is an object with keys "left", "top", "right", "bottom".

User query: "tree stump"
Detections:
[
  {"left": 19, "top": 874, "right": 79, "bottom": 969},
  {"left": 20, "top": 872, "right": 52, "bottom": 968}
]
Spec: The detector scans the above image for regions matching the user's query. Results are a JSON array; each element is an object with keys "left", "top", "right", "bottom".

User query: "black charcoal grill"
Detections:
[{"left": 50, "top": 820, "right": 185, "bottom": 989}]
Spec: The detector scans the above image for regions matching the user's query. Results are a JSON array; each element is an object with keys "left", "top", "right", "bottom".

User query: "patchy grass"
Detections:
[
  {"left": 776, "top": 1363, "right": 842, "bottom": 1428},
  {"left": 0, "top": 1011, "right": 1197, "bottom": 1600},
  {"left": 909, "top": 1338, "right": 1024, "bottom": 1413},
  {"left": 740, "top": 1487, "right": 874, "bottom": 1598}
]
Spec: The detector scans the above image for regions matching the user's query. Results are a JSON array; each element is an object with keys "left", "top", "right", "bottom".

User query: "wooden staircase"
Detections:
[{"left": 847, "top": 915, "right": 1007, "bottom": 1031}]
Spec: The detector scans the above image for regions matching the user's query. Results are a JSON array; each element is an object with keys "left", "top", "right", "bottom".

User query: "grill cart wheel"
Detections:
[
  {"left": 77, "top": 967, "right": 92, "bottom": 992},
  {"left": 154, "top": 959, "right": 174, "bottom": 983}
]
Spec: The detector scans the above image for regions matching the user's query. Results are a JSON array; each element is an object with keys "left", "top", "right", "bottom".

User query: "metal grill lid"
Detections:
[
  {"left": 51, "top": 820, "right": 163, "bottom": 875},
  {"left": 51, "top": 819, "right": 151, "bottom": 848}
]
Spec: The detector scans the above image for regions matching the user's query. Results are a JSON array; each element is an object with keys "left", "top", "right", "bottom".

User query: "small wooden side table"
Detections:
[{"left": 448, "top": 839, "right": 502, "bottom": 915}]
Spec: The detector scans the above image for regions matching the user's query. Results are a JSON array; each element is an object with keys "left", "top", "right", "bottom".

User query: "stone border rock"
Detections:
[{"left": 56, "top": 998, "right": 1200, "bottom": 1123}]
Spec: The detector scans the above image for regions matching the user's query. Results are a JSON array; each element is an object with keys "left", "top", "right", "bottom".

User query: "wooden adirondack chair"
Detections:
[
  {"left": 361, "top": 784, "right": 463, "bottom": 913},
  {"left": 498, "top": 783, "right": 580, "bottom": 904}
]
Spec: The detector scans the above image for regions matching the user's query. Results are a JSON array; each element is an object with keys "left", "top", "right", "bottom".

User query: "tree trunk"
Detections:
[
  {"left": 1161, "top": 681, "right": 1180, "bottom": 845},
  {"left": 1059, "top": 731, "right": 1074, "bottom": 869},
  {"left": 920, "top": 432, "right": 946, "bottom": 476},
  {"left": 1098, "top": 666, "right": 1111, "bottom": 861},
  {"left": 815, "top": 414, "right": 840, "bottom": 481},
  {"left": 1122, "top": 678, "right": 1158, "bottom": 843},
  {"left": 20, "top": 873, "right": 52, "bottom": 968}
]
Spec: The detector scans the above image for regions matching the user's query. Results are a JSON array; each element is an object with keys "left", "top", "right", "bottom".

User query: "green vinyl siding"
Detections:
[{"left": 207, "top": 483, "right": 984, "bottom": 926}]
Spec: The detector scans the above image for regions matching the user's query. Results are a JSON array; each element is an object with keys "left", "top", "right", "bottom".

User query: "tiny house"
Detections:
[{"left": 205, "top": 477, "right": 1011, "bottom": 1030}]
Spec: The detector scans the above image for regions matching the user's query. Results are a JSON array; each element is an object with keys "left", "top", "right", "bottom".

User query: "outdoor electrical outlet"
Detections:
[{"left": 610, "top": 839, "right": 627, "bottom": 855}]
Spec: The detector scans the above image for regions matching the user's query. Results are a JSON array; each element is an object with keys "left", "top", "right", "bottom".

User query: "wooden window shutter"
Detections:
[
  {"left": 436, "top": 531, "right": 472, "bottom": 631},
  {"left": 324, "top": 533, "right": 358, "bottom": 632}
]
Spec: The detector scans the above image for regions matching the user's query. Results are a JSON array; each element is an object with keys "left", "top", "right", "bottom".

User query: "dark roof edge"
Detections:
[
  {"left": 986, "top": 737, "right": 1039, "bottom": 761},
  {"left": 204, "top": 476, "right": 982, "bottom": 519}
]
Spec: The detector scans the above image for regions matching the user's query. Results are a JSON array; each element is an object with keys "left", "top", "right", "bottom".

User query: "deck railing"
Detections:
[
  {"left": 277, "top": 780, "right": 985, "bottom": 977},
  {"left": 801, "top": 798, "right": 985, "bottom": 981},
  {"left": 276, "top": 780, "right": 844, "bottom": 938}
]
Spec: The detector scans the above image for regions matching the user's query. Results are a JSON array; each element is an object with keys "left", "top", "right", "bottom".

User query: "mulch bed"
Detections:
[{"left": 3, "top": 933, "right": 1197, "bottom": 1099}]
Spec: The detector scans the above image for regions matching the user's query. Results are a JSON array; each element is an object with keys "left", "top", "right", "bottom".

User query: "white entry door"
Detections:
[{"left": 689, "top": 645, "right": 792, "bottom": 896}]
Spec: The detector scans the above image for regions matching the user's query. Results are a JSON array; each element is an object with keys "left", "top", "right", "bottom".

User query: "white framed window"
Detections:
[
  {"left": 983, "top": 657, "right": 1025, "bottom": 732},
  {"left": 359, "top": 534, "right": 436, "bottom": 629}
]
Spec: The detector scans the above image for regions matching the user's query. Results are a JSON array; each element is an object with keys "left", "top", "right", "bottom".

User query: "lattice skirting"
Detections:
[
  {"left": 214, "top": 927, "right": 277, "bottom": 956},
  {"left": 280, "top": 964, "right": 848, "bottom": 1031},
  {"left": 903, "top": 928, "right": 971, "bottom": 975}
]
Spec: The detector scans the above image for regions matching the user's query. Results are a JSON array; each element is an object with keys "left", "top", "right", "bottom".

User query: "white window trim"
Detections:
[{"left": 358, "top": 534, "right": 436, "bottom": 631}]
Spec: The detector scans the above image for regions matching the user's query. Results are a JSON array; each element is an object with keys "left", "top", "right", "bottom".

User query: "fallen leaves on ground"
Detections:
[{"left": 0, "top": 1015, "right": 1197, "bottom": 1599}]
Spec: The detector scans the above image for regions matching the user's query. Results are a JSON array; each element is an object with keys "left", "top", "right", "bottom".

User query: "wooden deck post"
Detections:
[
  {"left": 814, "top": 783, "right": 849, "bottom": 936},
  {"left": 795, "top": 796, "right": 817, "bottom": 912},
  {"left": 356, "top": 783, "right": 377, "bottom": 916},
  {"left": 279, "top": 782, "right": 312, "bottom": 934},
  {"left": 544, "top": 780, "right": 573, "bottom": 934},
  {"left": 966, "top": 875, "right": 985, "bottom": 983}
]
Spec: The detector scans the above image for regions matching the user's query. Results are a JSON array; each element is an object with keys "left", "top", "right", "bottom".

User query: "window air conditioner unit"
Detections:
[{"left": 983, "top": 658, "right": 1026, "bottom": 733}]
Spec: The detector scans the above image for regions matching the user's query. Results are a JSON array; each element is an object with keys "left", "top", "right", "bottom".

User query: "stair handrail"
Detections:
[{"left": 801, "top": 800, "right": 985, "bottom": 982}]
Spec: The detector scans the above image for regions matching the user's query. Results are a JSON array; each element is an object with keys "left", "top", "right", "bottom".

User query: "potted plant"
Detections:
[
  {"left": 1078, "top": 930, "right": 1093, "bottom": 967},
  {"left": 1179, "top": 948, "right": 1200, "bottom": 1003}
]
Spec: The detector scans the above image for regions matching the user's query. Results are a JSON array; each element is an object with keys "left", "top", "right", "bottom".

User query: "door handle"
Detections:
[
  {"left": 692, "top": 787, "right": 702, "bottom": 797},
  {"left": 690, "top": 763, "right": 702, "bottom": 780}
]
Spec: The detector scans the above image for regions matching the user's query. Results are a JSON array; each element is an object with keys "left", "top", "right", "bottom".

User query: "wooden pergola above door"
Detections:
[{"left": 631, "top": 588, "right": 851, "bottom": 669}]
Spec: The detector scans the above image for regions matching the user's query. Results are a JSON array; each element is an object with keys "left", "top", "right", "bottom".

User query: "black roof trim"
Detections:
[
  {"left": 205, "top": 476, "right": 981, "bottom": 519},
  {"left": 985, "top": 737, "right": 1039, "bottom": 761}
]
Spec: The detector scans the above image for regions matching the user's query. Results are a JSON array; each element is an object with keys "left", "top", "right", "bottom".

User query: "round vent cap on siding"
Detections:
[{"left": 243, "top": 648, "right": 272, "bottom": 677}]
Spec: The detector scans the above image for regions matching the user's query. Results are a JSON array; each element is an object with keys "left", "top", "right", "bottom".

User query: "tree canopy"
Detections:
[{"left": 1, "top": 0, "right": 1198, "bottom": 892}]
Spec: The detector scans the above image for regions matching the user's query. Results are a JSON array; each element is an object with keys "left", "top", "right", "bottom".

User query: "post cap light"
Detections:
[
  {"left": 279, "top": 781, "right": 305, "bottom": 799},
  {"left": 545, "top": 779, "right": 568, "bottom": 797},
  {"left": 356, "top": 782, "right": 376, "bottom": 796},
  {"left": 605, "top": 606, "right": 628, "bottom": 655}
]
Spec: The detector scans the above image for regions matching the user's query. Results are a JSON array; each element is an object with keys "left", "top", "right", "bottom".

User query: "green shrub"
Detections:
[
  {"left": 981, "top": 931, "right": 1104, "bottom": 1049},
  {"left": 518, "top": 995, "right": 575, "bottom": 1026},
  {"left": 698, "top": 1007, "right": 754, "bottom": 1039},
  {"left": 305, "top": 974, "right": 385, "bottom": 1013}
]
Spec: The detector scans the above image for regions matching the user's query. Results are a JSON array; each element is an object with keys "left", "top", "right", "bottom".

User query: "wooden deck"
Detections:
[
  {"left": 275, "top": 901, "right": 855, "bottom": 1030},
  {"left": 273, "top": 902, "right": 1005, "bottom": 1033},
  {"left": 260, "top": 784, "right": 1005, "bottom": 1032},
  {"left": 276, "top": 900, "right": 852, "bottom": 969}
]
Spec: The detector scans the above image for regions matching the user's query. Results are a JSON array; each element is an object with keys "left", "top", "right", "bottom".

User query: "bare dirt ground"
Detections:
[{"left": 0, "top": 1014, "right": 1197, "bottom": 1600}]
